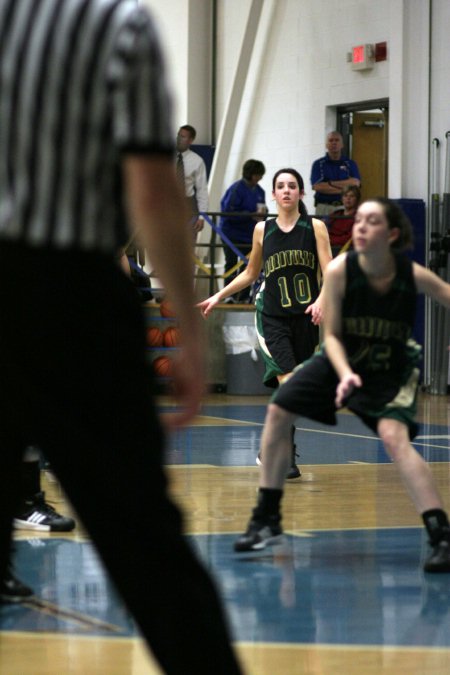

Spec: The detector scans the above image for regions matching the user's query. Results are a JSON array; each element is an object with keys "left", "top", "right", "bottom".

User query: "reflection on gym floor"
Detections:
[{"left": 1, "top": 393, "right": 450, "bottom": 675}]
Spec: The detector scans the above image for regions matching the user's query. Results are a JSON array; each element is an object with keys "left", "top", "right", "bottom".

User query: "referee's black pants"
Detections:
[{"left": 0, "top": 243, "right": 241, "bottom": 675}]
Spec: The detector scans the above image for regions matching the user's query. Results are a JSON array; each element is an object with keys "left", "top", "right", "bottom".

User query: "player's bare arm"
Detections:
[
  {"left": 305, "top": 218, "right": 333, "bottom": 324},
  {"left": 413, "top": 262, "right": 450, "bottom": 308},
  {"left": 322, "top": 256, "right": 362, "bottom": 405},
  {"left": 124, "top": 156, "right": 205, "bottom": 426},
  {"left": 312, "top": 218, "right": 333, "bottom": 271},
  {"left": 322, "top": 257, "right": 347, "bottom": 368},
  {"left": 197, "top": 221, "right": 264, "bottom": 317}
]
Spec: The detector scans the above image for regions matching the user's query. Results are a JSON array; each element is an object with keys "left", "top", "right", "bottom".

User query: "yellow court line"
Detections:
[
  {"left": 2, "top": 631, "right": 138, "bottom": 644},
  {"left": 194, "top": 415, "right": 257, "bottom": 426},
  {"left": 20, "top": 598, "right": 124, "bottom": 633},
  {"left": 237, "top": 641, "right": 450, "bottom": 654},
  {"left": 13, "top": 533, "right": 90, "bottom": 543}
]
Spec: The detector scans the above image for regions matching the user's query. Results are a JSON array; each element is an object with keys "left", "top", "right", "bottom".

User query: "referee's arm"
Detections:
[{"left": 124, "top": 155, "right": 206, "bottom": 426}]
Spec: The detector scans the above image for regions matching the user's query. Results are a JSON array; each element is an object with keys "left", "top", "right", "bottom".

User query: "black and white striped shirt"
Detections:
[{"left": 0, "top": 0, "right": 174, "bottom": 252}]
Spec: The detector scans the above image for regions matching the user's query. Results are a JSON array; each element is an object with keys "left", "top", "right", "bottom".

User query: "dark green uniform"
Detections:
[
  {"left": 274, "top": 251, "right": 422, "bottom": 438},
  {"left": 255, "top": 217, "right": 321, "bottom": 386}
]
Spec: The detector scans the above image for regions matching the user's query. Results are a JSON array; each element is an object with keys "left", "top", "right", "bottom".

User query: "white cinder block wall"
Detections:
[
  {"left": 143, "top": 0, "right": 449, "bottom": 212},
  {"left": 216, "top": 0, "right": 394, "bottom": 211},
  {"left": 143, "top": 0, "right": 450, "bottom": 384}
]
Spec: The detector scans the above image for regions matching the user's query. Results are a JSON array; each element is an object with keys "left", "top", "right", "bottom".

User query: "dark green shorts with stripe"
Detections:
[
  {"left": 255, "top": 310, "right": 319, "bottom": 388},
  {"left": 273, "top": 349, "right": 421, "bottom": 440}
]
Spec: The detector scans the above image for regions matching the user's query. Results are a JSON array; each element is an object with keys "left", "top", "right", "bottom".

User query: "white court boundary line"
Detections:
[{"left": 194, "top": 415, "right": 450, "bottom": 450}]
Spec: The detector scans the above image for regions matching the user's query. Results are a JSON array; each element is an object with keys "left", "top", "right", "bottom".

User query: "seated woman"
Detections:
[{"left": 326, "top": 185, "right": 361, "bottom": 257}]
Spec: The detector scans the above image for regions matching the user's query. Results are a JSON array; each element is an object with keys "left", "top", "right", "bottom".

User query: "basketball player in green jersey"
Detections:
[
  {"left": 198, "top": 168, "right": 332, "bottom": 478},
  {"left": 234, "top": 198, "right": 450, "bottom": 573}
]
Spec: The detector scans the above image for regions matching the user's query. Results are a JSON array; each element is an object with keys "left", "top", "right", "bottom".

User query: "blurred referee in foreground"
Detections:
[{"left": 0, "top": 1, "right": 242, "bottom": 673}]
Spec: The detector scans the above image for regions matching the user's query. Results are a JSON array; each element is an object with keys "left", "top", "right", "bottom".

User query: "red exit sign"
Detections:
[
  {"left": 352, "top": 45, "right": 365, "bottom": 64},
  {"left": 351, "top": 44, "right": 374, "bottom": 70}
]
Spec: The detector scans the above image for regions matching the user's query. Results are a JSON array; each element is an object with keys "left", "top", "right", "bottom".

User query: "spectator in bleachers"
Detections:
[
  {"left": 326, "top": 185, "right": 361, "bottom": 257},
  {"left": 311, "top": 131, "right": 361, "bottom": 216}
]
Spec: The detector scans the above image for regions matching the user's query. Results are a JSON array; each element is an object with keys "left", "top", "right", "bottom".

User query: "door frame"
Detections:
[{"left": 335, "top": 98, "right": 389, "bottom": 158}]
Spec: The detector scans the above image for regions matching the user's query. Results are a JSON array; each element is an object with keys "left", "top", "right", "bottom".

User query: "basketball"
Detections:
[
  {"left": 159, "top": 299, "right": 175, "bottom": 318},
  {"left": 146, "top": 326, "right": 163, "bottom": 347},
  {"left": 163, "top": 326, "right": 180, "bottom": 347},
  {"left": 152, "top": 355, "right": 172, "bottom": 377}
]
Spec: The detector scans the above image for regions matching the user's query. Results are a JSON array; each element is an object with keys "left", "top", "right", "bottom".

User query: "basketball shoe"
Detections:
[
  {"left": 256, "top": 445, "right": 301, "bottom": 479},
  {"left": 0, "top": 568, "right": 34, "bottom": 603},
  {"left": 234, "top": 514, "right": 283, "bottom": 552},
  {"left": 424, "top": 540, "right": 450, "bottom": 573},
  {"left": 14, "top": 491, "right": 75, "bottom": 532}
]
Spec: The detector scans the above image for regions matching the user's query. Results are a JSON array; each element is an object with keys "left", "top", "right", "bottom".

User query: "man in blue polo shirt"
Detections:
[{"left": 311, "top": 131, "right": 361, "bottom": 216}]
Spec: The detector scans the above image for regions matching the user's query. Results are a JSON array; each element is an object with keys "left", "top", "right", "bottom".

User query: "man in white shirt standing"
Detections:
[{"left": 176, "top": 125, "right": 209, "bottom": 235}]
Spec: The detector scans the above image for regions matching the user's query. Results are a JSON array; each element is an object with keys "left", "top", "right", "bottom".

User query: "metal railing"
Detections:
[{"left": 192, "top": 211, "right": 270, "bottom": 297}]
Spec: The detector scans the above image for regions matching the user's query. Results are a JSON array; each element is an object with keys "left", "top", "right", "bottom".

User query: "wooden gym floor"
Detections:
[{"left": 1, "top": 392, "right": 449, "bottom": 674}]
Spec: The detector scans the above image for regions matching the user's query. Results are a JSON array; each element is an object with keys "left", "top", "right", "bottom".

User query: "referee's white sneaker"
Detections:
[{"left": 14, "top": 491, "right": 75, "bottom": 532}]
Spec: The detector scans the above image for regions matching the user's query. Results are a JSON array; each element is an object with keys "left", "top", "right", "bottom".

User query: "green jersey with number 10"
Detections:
[{"left": 256, "top": 217, "right": 320, "bottom": 318}]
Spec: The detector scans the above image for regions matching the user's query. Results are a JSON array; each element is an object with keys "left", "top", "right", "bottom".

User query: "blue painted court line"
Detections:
[
  {"left": 193, "top": 529, "right": 450, "bottom": 648},
  {"left": 4, "top": 531, "right": 450, "bottom": 649},
  {"left": 2, "top": 539, "right": 134, "bottom": 637},
  {"left": 165, "top": 424, "right": 449, "bottom": 466}
]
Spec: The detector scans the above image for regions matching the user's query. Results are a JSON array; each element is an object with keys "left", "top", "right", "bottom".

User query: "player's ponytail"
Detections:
[{"left": 298, "top": 199, "right": 308, "bottom": 220}]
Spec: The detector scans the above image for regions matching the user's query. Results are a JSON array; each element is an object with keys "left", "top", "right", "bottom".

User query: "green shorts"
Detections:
[
  {"left": 255, "top": 310, "right": 319, "bottom": 388},
  {"left": 273, "top": 349, "right": 420, "bottom": 440}
]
